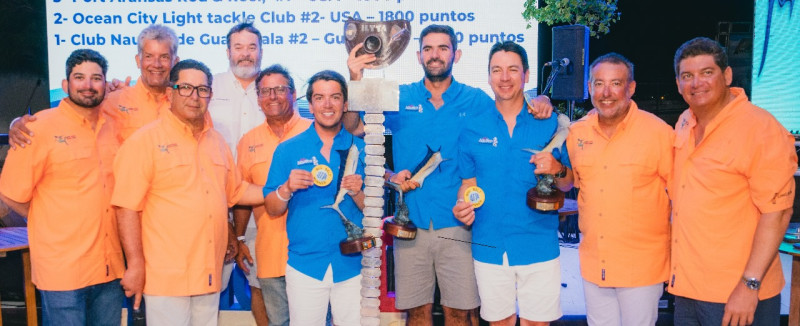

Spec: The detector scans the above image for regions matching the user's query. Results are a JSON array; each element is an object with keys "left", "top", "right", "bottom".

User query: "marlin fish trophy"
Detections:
[
  {"left": 323, "top": 144, "right": 377, "bottom": 255},
  {"left": 345, "top": 18, "right": 411, "bottom": 326},
  {"left": 523, "top": 92, "right": 570, "bottom": 211}
]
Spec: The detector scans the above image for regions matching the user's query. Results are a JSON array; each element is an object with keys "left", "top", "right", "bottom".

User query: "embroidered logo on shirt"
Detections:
[
  {"left": 577, "top": 138, "right": 593, "bottom": 149},
  {"left": 248, "top": 144, "right": 263, "bottom": 152},
  {"left": 679, "top": 118, "right": 688, "bottom": 130},
  {"left": 118, "top": 105, "right": 138, "bottom": 114},
  {"left": 404, "top": 104, "right": 423, "bottom": 113},
  {"left": 158, "top": 143, "right": 178, "bottom": 153},
  {"left": 54, "top": 135, "right": 76, "bottom": 145},
  {"left": 478, "top": 137, "right": 498, "bottom": 147},
  {"left": 297, "top": 156, "right": 319, "bottom": 166},
  {"left": 458, "top": 112, "right": 467, "bottom": 118},
  {"left": 772, "top": 190, "right": 794, "bottom": 204}
]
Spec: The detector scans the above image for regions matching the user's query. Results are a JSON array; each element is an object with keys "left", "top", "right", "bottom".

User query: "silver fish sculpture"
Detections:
[
  {"left": 385, "top": 181, "right": 410, "bottom": 225},
  {"left": 523, "top": 113, "right": 570, "bottom": 155},
  {"left": 322, "top": 143, "right": 363, "bottom": 240},
  {"left": 409, "top": 145, "right": 445, "bottom": 188}
]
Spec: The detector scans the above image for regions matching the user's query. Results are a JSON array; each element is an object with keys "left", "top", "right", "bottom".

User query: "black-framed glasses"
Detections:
[
  {"left": 172, "top": 84, "right": 212, "bottom": 98},
  {"left": 257, "top": 85, "right": 292, "bottom": 97}
]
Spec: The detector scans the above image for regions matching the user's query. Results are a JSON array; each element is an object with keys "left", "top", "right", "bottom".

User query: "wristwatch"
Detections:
[
  {"left": 236, "top": 235, "right": 246, "bottom": 242},
  {"left": 554, "top": 164, "right": 567, "bottom": 178},
  {"left": 742, "top": 276, "right": 761, "bottom": 290}
]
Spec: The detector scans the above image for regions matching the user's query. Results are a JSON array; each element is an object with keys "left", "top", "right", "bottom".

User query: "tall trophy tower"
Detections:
[{"left": 344, "top": 19, "right": 411, "bottom": 326}]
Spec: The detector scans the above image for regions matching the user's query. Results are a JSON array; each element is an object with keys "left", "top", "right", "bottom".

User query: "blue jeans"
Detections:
[
  {"left": 40, "top": 279, "right": 124, "bottom": 326},
  {"left": 259, "top": 276, "right": 289, "bottom": 326},
  {"left": 674, "top": 294, "right": 781, "bottom": 326}
]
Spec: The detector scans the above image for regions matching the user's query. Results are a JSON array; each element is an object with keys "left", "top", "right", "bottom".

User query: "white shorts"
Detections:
[
  {"left": 473, "top": 255, "right": 562, "bottom": 322},
  {"left": 144, "top": 292, "right": 220, "bottom": 326},
  {"left": 582, "top": 279, "right": 664, "bottom": 326},
  {"left": 285, "top": 264, "right": 361, "bottom": 326}
]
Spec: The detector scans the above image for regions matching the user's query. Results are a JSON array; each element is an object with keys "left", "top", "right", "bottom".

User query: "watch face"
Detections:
[{"left": 744, "top": 278, "right": 761, "bottom": 290}]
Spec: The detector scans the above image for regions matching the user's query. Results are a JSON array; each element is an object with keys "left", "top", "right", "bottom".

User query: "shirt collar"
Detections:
[
  {"left": 57, "top": 98, "right": 108, "bottom": 132},
  {"left": 133, "top": 77, "right": 170, "bottom": 104},
  {"left": 163, "top": 107, "right": 213, "bottom": 137},
  {"left": 413, "top": 77, "right": 463, "bottom": 102}
]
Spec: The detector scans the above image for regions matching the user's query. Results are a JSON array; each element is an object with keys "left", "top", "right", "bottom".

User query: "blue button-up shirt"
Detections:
[
  {"left": 386, "top": 78, "right": 494, "bottom": 230},
  {"left": 457, "top": 105, "right": 571, "bottom": 265},
  {"left": 264, "top": 124, "right": 365, "bottom": 282}
]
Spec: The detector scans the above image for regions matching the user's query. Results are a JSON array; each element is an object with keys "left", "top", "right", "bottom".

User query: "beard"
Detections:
[
  {"left": 69, "top": 88, "right": 104, "bottom": 109},
  {"left": 231, "top": 57, "right": 261, "bottom": 79},
  {"left": 422, "top": 58, "right": 453, "bottom": 82}
]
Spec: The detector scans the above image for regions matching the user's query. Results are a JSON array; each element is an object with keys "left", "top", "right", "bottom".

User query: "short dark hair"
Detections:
[
  {"left": 226, "top": 22, "right": 262, "bottom": 49},
  {"left": 590, "top": 52, "right": 635, "bottom": 82},
  {"left": 169, "top": 59, "right": 213, "bottom": 85},
  {"left": 306, "top": 70, "right": 347, "bottom": 103},
  {"left": 673, "top": 37, "right": 728, "bottom": 76},
  {"left": 419, "top": 24, "right": 458, "bottom": 51},
  {"left": 488, "top": 41, "right": 528, "bottom": 72},
  {"left": 66, "top": 49, "right": 108, "bottom": 79},
  {"left": 256, "top": 64, "right": 295, "bottom": 91}
]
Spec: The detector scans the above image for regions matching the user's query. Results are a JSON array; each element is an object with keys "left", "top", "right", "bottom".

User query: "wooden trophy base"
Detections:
[
  {"left": 339, "top": 236, "right": 377, "bottom": 255},
  {"left": 526, "top": 188, "right": 565, "bottom": 211},
  {"left": 384, "top": 218, "right": 417, "bottom": 239}
]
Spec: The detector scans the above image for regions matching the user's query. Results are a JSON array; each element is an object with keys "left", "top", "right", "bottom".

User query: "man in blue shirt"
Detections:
[
  {"left": 453, "top": 41, "right": 573, "bottom": 326},
  {"left": 263, "top": 70, "right": 366, "bottom": 326},
  {"left": 346, "top": 25, "right": 554, "bottom": 325}
]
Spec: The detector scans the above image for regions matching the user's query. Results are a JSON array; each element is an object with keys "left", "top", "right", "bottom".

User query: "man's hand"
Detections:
[
  {"left": 452, "top": 200, "right": 476, "bottom": 226},
  {"left": 389, "top": 170, "right": 419, "bottom": 192},
  {"left": 347, "top": 43, "right": 377, "bottom": 81},
  {"left": 286, "top": 169, "right": 314, "bottom": 193},
  {"left": 107, "top": 76, "right": 132, "bottom": 93},
  {"left": 342, "top": 174, "right": 363, "bottom": 195},
  {"left": 530, "top": 152, "right": 561, "bottom": 175},
  {"left": 722, "top": 281, "right": 759, "bottom": 326},
  {"left": 225, "top": 222, "right": 238, "bottom": 263},
  {"left": 9, "top": 115, "right": 36, "bottom": 149},
  {"left": 121, "top": 263, "right": 145, "bottom": 310},
  {"left": 235, "top": 241, "right": 254, "bottom": 275},
  {"left": 527, "top": 95, "right": 553, "bottom": 119}
]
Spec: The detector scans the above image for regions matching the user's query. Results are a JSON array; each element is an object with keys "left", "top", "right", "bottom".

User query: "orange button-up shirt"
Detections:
[
  {"left": 670, "top": 88, "right": 796, "bottom": 303},
  {"left": 0, "top": 99, "right": 124, "bottom": 291},
  {"left": 236, "top": 114, "right": 311, "bottom": 278},
  {"left": 567, "top": 101, "right": 673, "bottom": 287},
  {"left": 111, "top": 109, "right": 248, "bottom": 297},
  {"left": 102, "top": 77, "right": 170, "bottom": 142}
]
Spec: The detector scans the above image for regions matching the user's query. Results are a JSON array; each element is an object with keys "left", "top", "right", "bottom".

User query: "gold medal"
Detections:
[
  {"left": 464, "top": 186, "right": 485, "bottom": 208},
  {"left": 311, "top": 164, "right": 333, "bottom": 187}
]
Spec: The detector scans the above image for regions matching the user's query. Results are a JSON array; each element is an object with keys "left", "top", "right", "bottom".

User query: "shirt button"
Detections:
[
  {"left": 599, "top": 189, "right": 603, "bottom": 193},
  {"left": 598, "top": 213, "right": 602, "bottom": 217},
  {"left": 599, "top": 235, "right": 604, "bottom": 239},
  {"left": 603, "top": 166, "right": 607, "bottom": 169}
]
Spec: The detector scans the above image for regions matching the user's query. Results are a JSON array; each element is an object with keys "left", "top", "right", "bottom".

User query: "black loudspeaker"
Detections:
[{"left": 552, "top": 25, "right": 590, "bottom": 101}]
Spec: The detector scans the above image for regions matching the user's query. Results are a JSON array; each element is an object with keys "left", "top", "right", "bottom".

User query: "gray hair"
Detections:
[{"left": 137, "top": 24, "right": 178, "bottom": 56}]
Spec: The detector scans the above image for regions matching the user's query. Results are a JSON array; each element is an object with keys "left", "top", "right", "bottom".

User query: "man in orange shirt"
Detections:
[
  {"left": 566, "top": 53, "right": 673, "bottom": 325},
  {"left": 669, "top": 37, "right": 796, "bottom": 326},
  {"left": 111, "top": 60, "right": 266, "bottom": 326},
  {"left": 0, "top": 49, "right": 125, "bottom": 325},
  {"left": 235, "top": 64, "right": 311, "bottom": 326},
  {"left": 8, "top": 24, "right": 178, "bottom": 145}
]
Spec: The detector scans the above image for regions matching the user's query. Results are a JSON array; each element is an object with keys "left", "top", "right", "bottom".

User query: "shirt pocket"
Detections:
[{"left": 618, "top": 145, "right": 656, "bottom": 188}]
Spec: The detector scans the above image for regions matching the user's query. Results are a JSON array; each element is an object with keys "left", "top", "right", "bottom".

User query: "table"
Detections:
[
  {"left": 0, "top": 227, "right": 37, "bottom": 326},
  {"left": 558, "top": 198, "right": 578, "bottom": 220},
  {"left": 779, "top": 242, "right": 800, "bottom": 326}
]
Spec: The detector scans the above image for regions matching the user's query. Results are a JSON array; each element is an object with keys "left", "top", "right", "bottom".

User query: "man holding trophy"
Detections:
[
  {"left": 452, "top": 41, "right": 573, "bottom": 326},
  {"left": 263, "top": 70, "right": 366, "bottom": 325}
]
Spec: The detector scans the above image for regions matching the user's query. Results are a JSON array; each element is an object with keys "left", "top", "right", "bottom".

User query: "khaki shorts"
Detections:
[{"left": 393, "top": 222, "right": 479, "bottom": 310}]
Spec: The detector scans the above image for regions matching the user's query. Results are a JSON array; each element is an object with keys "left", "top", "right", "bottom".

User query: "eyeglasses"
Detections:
[
  {"left": 172, "top": 84, "right": 212, "bottom": 98},
  {"left": 257, "top": 85, "right": 292, "bottom": 97}
]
